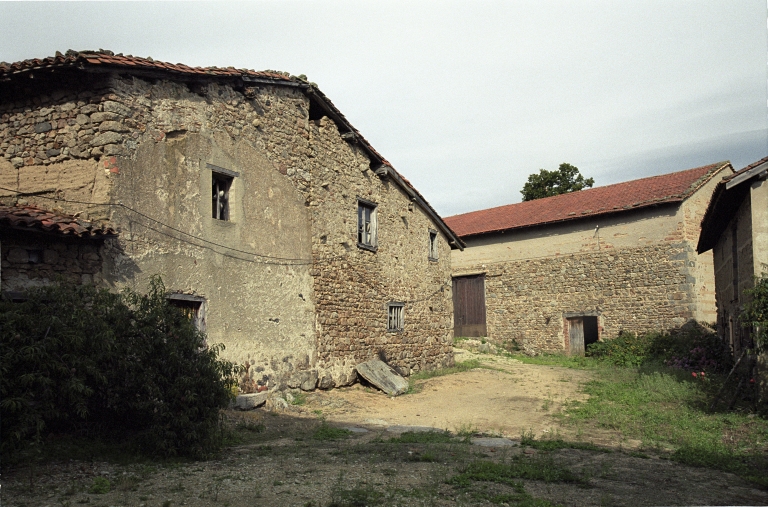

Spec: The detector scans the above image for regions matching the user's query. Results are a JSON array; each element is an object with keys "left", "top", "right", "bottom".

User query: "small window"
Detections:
[
  {"left": 388, "top": 302, "right": 404, "bottom": 332},
  {"left": 428, "top": 230, "right": 438, "bottom": 261},
  {"left": 357, "top": 199, "right": 378, "bottom": 251},
  {"left": 212, "top": 172, "right": 233, "bottom": 220},
  {"left": 168, "top": 294, "right": 206, "bottom": 332}
]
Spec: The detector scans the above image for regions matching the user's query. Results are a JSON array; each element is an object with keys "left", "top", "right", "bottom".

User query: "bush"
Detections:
[
  {"left": 0, "top": 277, "right": 239, "bottom": 458},
  {"left": 586, "top": 325, "right": 731, "bottom": 372}
]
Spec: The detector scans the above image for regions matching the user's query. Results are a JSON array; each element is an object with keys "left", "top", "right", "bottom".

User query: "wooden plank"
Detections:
[
  {"left": 569, "top": 318, "right": 584, "bottom": 356},
  {"left": 355, "top": 359, "right": 409, "bottom": 396},
  {"left": 453, "top": 275, "right": 487, "bottom": 337}
]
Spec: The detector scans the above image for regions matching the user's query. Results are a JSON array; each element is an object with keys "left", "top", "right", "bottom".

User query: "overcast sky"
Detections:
[{"left": 2, "top": 1, "right": 766, "bottom": 216}]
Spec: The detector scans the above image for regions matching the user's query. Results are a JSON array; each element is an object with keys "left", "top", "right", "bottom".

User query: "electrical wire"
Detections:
[{"left": 0, "top": 185, "right": 451, "bottom": 303}]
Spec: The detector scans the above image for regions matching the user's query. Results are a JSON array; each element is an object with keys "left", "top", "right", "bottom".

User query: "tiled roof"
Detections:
[
  {"left": 0, "top": 203, "right": 117, "bottom": 238},
  {"left": 0, "top": 50, "right": 462, "bottom": 248},
  {"left": 723, "top": 155, "right": 768, "bottom": 182},
  {"left": 445, "top": 162, "right": 730, "bottom": 238},
  {"left": 697, "top": 155, "right": 768, "bottom": 253},
  {"left": 0, "top": 50, "right": 293, "bottom": 81}
]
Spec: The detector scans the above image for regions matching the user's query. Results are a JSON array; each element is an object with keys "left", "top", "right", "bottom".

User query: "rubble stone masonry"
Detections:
[{"left": 0, "top": 68, "right": 454, "bottom": 388}]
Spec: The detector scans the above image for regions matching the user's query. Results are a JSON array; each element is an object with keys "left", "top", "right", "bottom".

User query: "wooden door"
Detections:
[
  {"left": 452, "top": 275, "right": 487, "bottom": 337},
  {"left": 568, "top": 317, "right": 584, "bottom": 356}
]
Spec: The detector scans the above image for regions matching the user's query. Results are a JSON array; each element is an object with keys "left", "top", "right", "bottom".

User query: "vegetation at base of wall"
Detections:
[
  {"left": 0, "top": 277, "right": 240, "bottom": 459},
  {"left": 742, "top": 274, "right": 768, "bottom": 351},
  {"left": 586, "top": 325, "right": 731, "bottom": 372}
]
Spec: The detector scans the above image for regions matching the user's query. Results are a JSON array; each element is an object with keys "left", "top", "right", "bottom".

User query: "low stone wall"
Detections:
[
  {"left": 480, "top": 243, "right": 699, "bottom": 353},
  {"left": 1, "top": 231, "right": 105, "bottom": 292}
]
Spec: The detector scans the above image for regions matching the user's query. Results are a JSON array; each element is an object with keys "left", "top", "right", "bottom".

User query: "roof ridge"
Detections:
[
  {"left": 445, "top": 161, "right": 728, "bottom": 237},
  {"left": 448, "top": 161, "right": 728, "bottom": 220}
]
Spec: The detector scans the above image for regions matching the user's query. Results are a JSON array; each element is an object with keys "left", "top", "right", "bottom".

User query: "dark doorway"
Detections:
[
  {"left": 567, "top": 315, "right": 599, "bottom": 355},
  {"left": 452, "top": 274, "right": 487, "bottom": 337}
]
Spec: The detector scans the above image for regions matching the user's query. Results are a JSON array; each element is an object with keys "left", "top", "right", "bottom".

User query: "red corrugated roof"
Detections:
[
  {"left": 445, "top": 162, "right": 730, "bottom": 238},
  {"left": 0, "top": 203, "right": 116, "bottom": 238}
]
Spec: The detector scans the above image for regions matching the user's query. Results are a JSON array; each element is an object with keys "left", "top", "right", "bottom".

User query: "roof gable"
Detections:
[
  {"left": 445, "top": 162, "right": 730, "bottom": 238},
  {"left": 1, "top": 50, "right": 463, "bottom": 249}
]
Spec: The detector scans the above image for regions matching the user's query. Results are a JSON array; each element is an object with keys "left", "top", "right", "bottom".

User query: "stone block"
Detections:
[{"left": 233, "top": 392, "right": 268, "bottom": 410}]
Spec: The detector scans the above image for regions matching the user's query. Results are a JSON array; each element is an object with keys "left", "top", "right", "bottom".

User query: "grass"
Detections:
[
  {"left": 312, "top": 422, "right": 351, "bottom": 441},
  {"left": 387, "top": 430, "right": 456, "bottom": 444},
  {"left": 448, "top": 456, "right": 585, "bottom": 505},
  {"left": 560, "top": 360, "right": 768, "bottom": 486},
  {"left": 520, "top": 431, "right": 607, "bottom": 453}
]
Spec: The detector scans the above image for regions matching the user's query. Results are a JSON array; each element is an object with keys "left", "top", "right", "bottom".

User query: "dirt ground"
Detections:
[{"left": 5, "top": 349, "right": 768, "bottom": 507}]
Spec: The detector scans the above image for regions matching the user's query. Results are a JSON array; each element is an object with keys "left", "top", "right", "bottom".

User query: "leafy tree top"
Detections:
[{"left": 520, "top": 163, "right": 595, "bottom": 202}]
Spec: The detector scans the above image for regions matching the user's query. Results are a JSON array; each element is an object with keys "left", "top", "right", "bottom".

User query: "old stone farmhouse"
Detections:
[
  {"left": 0, "top": 50, "right": 463, "bottom": 390},
  {"left": 697, "top": 156, "right": 768, "bottom": 357},
  {"left": 445, "top": 162, "right": 731, "bottom": 355}
]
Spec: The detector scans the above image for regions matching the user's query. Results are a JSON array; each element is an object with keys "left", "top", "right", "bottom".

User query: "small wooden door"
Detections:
[
  {"left": 453, "top": 275, "right": 487, "bottom": 337},
  {"left": 568, "top": 317, "right": 584, "bottom": 355}
]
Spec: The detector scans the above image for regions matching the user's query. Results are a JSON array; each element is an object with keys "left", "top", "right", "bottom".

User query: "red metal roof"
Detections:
[
  {"left": 445, "top": 162, "right": 730, "bottom": 238},
  {"left": 0, "top": 203, "right": 116, "bottom": 238}
]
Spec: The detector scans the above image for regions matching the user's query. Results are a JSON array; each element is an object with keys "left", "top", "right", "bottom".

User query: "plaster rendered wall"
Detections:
[
  {"left": 751, "top": 179, "right": 768, "bottom": 275},
  {"left": 0, "top": 71, "right": 454, "bottom": 387},
  {"left": 452, "top": 205, "right": 707, "bottom": 353}
]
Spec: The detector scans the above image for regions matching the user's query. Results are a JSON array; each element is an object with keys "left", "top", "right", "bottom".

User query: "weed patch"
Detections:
[
  {"left": 312, "top": 422, "right": 351, "bottom": 441},
  {"left": 521, "top": 432, "right": 606, "bottom": 453},
  {"left": 450, "top": 456, "right": 586, "bottom": 488},
  {"left": 88, "top": 477, "right": 111, "bottom": 494},
  {"left": 388, "top": 430, "right": 455, "bottom": 444}
]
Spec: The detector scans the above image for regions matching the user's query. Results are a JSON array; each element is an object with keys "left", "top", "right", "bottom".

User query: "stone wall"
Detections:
[
  {"left": 478, "top": 242, "right": 699, "bottom": 353},
  {"left": 0, "top": 68, "right": 454, "bottom": 388},
  {"left": 712, "top": 194, "right": 755, "bottom": 353},
  {"left": 1, "top": 231, "right": 105, "bottom": 292}
]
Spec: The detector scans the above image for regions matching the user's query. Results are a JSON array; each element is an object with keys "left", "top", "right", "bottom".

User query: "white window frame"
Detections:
[
  {"left": 357, "top": 198, "right": 378, "bottom": 251},
  {"left": 387, "top": 302, "right": 404, "bottom": 332}
]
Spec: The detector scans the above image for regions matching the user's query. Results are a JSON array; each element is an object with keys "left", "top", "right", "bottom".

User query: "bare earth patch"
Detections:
[{"left": 5, "top": 349, "right": 767, "bottom": 506}]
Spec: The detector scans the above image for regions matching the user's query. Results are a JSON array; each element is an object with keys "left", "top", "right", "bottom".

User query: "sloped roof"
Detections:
[
  {"left": 0, "top": 203, "right": 117, "bottom": 238},
  {"left": 697, "top": 155, "right": 768, "bottom": 253},
  {"left": 445, "top": 162, "right": 730, "bottom": 238},
  {"left": 0, "top": 50, "right": 293, "bottom": 81},
  {"left": 0, "top": 50, "right": 462, "bottom": 249}
]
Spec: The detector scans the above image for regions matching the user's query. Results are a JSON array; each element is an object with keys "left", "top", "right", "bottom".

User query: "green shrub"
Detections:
[
  {"left": 586, "top": 326, "right": 731, "bottom": 372},
  {"left": 0, "top": 277, "right": 239, "bottom": 458},
  {"left": 742, "top": 275, "right": 768, "bottom": 352}
]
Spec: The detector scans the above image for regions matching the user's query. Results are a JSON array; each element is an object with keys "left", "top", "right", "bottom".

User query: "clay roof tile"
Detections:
[
  {"left": 444, "top": 162, "right": 731, "bottom": 238},
  {"left": 0, "top": 203, "right": 117, "bottom": 238}
]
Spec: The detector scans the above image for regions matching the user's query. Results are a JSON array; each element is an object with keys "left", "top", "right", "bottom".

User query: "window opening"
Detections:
[
  {"left": 357, "top": 199, "right": 378, "bottom": 251},
  {"left": 428, "top": 230, "right": 439, "bottom": 261},
  {"left": 168, "top": 294, "right": 206, "bottom": 332},
  {"left": 388, "top": 302, "right": 404, "bottom": 332},
  {"left": 212, "top": 172, "right": 233, "bottom": 221}
]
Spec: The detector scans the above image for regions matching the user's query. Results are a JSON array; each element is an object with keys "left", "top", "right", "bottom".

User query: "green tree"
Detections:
[{"left": 520, "top": 163, "right": 595, "bottom": 201}]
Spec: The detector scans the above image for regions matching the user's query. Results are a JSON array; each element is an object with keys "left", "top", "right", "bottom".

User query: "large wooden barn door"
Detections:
[{"left": 452, "top": 274, "right": 487, "bottom": 337}]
